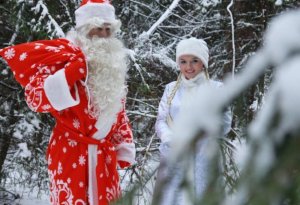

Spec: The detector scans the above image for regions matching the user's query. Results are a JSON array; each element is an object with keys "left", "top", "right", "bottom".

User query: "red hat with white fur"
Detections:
[{"left": 75, "top": 0, "right": 120, "bottom": 29}]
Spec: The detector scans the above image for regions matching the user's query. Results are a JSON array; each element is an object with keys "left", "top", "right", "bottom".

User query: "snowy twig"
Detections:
[
  {"left": 59, "top": 0, "right": 73, "bottom": 24},
  {"left": 0, "top": 81, "right": 19, "bottom": 91},
  {"left": 227, "top": 0, "right": 236, "bottom": 79},
  {"left": 127, "top": 97, "right": 157, "bottom": 110},
  {"left": 133, "top": 63, "right": 149, "bottom": 87},
  {"left": 144, "top": 133, "right": 156, "bottom": 157},
  {"left": 0, "top": 187, "right": 20, "bottom": 200},
  {"left": 130, "top": 0, "right": 157, "bottom": 13},
  {"left": 138, "top": 133, "right": 157, "bottom": 180},
  {"left": 127, "top": 110, "right": 156, "bottom": 118},
  {"left": 9, "top": 3, "right": 25, "bottom": 45},
  {"left": 127, "top": 49, "right": 150, "bottom": 88},
  {"left": 146, "top": 0, "right": 181, "bottom": 36},
  {"left": 135, "top": 147, "right": 158, "bottom": 153}
]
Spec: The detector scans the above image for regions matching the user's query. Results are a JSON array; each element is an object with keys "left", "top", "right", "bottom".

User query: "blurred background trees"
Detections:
[{"left": 0, "top": 0, "right": 299, "bottom": 204}]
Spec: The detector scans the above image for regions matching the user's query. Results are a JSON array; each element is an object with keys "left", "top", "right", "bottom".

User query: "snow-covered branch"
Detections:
[
  {"left": 33, "top": 0, "right": 65, "bottom": 37},
  {"left": 9, "top": 3, "right": 25, "bottom": 45},
  {"left": 145, "top": 0, "right": 181, "bottom": 36},
  {"left": 227, "top": 0, "right": 236, "bottom": 79},
  {"left": 127, "top": 110, "right": 156, "bottom": 118}
]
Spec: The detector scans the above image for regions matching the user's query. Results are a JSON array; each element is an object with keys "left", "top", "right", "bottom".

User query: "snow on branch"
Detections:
[
  {"left": 127, "top": 110, "right": 156, "bottom": 118},
  {"left": 249, "top": 10, "right": 300, "bottom": 139},
  {"left": 59, "top": 0, "right": 73, "bottom": 24},
  {"left": 33, "top": 0, "right": 65, "bottom": 38},
  {"left": 145, "top": 0, "right": 181, "bottom": 36},
  {"left": 9, "top": 3, "right": 25, "bottom": 45},
  {"left": 227, "top": 0, "right": 236, "bottom": 79}
]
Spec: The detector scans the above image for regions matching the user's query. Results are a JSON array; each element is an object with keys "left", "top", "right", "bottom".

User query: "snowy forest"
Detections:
[{"left": 1, "top": 0, "right": 300, "bottom": 204}]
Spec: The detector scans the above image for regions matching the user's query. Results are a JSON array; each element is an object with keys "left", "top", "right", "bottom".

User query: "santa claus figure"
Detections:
[{"left": 0, "top": 0, "right": 135, "bottom": 204}]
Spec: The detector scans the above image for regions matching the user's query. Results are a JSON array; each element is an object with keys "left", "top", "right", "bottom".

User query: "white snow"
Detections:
[
  {"left": 249, "top": 99, "right": 258, "bottom": 111},
  {"left": 17, "top": 143, "right": 32, "bottom": 158},
  {"left": 249, "top": 57, "right": 300, "bottom": 143},
  {"left": 16, "top": 198, "right": 50, "bottom": 205},
  {"left": 13, "top": 115, "right": 40, "bottom": 140},
  {"left": 1, "top": 68, "right": 8, "bottom": 75},
  {"left": 202, "top": 0, "right": 220, "bottom": 7},
  {"left": 4, "top": 185, "right": 50, "bottom": 205},
  {"left": 275, "top": 0, "right": 283, "bottom": 6},
  {"left": 232, "top": 138, "right": 250, "bottom": 171},
  {"left": 264, "top": 10, "right": 300, "bottom": 66}
]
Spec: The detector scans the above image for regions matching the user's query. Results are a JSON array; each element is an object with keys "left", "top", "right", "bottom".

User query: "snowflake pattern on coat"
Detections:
[{"left": 0, "top": 39, "right": 135, "bottom": 205}]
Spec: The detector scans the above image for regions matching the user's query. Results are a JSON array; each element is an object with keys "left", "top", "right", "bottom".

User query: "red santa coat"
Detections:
[{"left": 0, "top": 39, "right": 135, "bottom": 205}]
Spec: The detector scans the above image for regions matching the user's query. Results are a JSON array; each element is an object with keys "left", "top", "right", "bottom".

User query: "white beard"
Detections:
[{"left": 66, "top": 31, "right": 128, "bottom": 129}]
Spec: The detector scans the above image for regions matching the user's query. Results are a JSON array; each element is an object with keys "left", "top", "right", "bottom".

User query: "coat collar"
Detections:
[{"left": 181, "top": 72, "right": 208, "bottom": 88}]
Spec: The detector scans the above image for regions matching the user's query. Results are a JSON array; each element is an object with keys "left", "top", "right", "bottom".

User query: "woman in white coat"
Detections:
[{"left": 154, "top": 37, "right": 232, "bottom": 205}]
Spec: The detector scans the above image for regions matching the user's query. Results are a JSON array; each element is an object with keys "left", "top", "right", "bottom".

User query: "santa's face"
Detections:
[{"left": 87, "top": 23, "right": 112, "bottom": 38}]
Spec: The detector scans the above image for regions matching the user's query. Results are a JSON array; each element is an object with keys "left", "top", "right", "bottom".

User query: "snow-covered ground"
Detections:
[
  {"left": 2, "top": 186, "right": 50, "bottom": 205},
  {"left": 5, "top": 154, "right": 160, "bottom": 205},
  {"left": 16, "top": 198, "right": 50, "bottom": 205},
  {"left": 0, "top": 191, "right": 50, "bottom": 205}
]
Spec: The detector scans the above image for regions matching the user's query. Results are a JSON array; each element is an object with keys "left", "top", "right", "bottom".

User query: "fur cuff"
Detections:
[
  {"left": 116, "top": 143, "right": 136, "bottom": 165},
  {"left": 44, "top": 69, "right": 80, "bottom": 111}
]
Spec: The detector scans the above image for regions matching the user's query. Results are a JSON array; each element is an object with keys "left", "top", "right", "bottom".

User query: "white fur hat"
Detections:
[
  {"left": 176, "top": 37, "right": 209, "bottom": 69},
  {"left": 75, "top": 0, "right": 120, "bottom": 29}
]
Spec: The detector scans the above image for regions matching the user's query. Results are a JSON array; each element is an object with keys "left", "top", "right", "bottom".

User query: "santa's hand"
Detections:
[{"left": 64, "top": 57, "right": 87, "bottom": 86}]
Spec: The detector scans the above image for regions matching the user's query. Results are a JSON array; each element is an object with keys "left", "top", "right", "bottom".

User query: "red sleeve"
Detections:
[
  {"left": 110, "top": 102, "right": 136, "bottom": 168},
  {"left": 112, "top": 108, "right": 134, "bottom": 145}
]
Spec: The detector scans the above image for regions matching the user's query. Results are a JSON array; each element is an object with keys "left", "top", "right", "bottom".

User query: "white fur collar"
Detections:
[{"left": 181, "top": 72, "right": 207, "bottom": 88}]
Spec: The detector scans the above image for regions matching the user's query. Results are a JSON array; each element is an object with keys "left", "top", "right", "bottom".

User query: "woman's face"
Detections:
[
  {"left": 178, "top": 55, "right": 204, "bottom": 80},
  {"left": 87, "top": 23, "right": 112, "bottom": 38}
]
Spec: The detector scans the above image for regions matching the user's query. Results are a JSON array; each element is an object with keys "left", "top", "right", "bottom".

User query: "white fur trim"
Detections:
[
  {"left": 88, "top": 145, "right": 99, "bottom": 205},
  {"left": 44, "top": 69, "right": 80, "bottom": 111},
  {"left": 115, "top": 143, "right": 136, "bottom": 164},
  {"left": 93, "top": 115, "right": 116, "bottom": 140},
  {"left": 75, "top": 3, "right": 117, "bottom": 28},
  {"left": 176, "top": 38, "right": 209, "bottom": 69}
]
